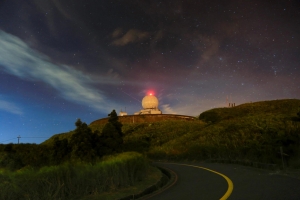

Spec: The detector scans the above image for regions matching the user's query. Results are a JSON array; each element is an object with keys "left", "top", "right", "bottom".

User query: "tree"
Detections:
[
  {"left": 1, "top": 144, "right": 24, "bottom": 170},
  {"left": 69, "top": 119, "right": 98, "bottom": 162},
  {"left": 108, "top": 110, "right": 123, "bottom": 134},
  {"left": 100, "top": 110, "right": 123, "bottom": 153},
  {"left": 51, "top": 137, "right": 70, "bottom": 165}
]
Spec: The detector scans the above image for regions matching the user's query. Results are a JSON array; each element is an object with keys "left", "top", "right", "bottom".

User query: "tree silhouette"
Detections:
[
  {"left": 70, "top": 119, "right": 98, "bottom": 162},
  {"left": 100, "top": 110, "right": 123, "bottom": 153},
  {"left": 51, "top": 137, "right": 70, "bottom": 164},
  {"left": 108, "top": 110, "right": 123, "bottom": 134}
]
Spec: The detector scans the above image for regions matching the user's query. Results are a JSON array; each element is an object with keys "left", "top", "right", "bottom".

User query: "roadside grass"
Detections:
[
  {"left": 82, "top": 166, "right": 161, "bottom": 200},
  {"left": 0, "top": 152, "right": 153, "bottom": 200}
]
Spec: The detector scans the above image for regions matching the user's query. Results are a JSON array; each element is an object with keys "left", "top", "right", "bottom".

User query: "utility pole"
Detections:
[{"left": 17, "top": 135, "right": 21, "bottom": 144}]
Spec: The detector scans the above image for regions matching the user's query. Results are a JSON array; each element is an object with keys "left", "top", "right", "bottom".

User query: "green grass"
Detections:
[
  {"left": 82, "top": 166, "right": 161, "bottom": 200},
  {"left": 0, "top": 152, "right": 153, "bottom": 200},
  {"left": 200, "top": 99, "right": 300, "bottom": 122}
]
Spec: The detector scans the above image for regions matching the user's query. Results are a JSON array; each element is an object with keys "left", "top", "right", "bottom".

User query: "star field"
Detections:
[{"left": 0, "top": 0, "right": 299, "bottom": 143}]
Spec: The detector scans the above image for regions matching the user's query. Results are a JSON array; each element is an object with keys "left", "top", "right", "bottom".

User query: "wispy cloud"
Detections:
[
  {"left": 0, "top": 30, "right": 115, "bottom": 112},
  {"left": 112, "top": 29, "right": 150, "bottom": 46},
  {"left": 161, "top": 104, "right": 177, "bottom": 114},
  {"left": 0, "top": 98, "right": 23, "bottom": 115}
]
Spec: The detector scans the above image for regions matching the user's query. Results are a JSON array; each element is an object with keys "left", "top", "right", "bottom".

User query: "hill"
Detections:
[
  {"left": 43, "top": 99, "right": 300, "bottom": 167},
  {"left": 199, "top": 99, "right": 300, "bottom": 123},
  {"left": 42, "top": 114, "right": 195, "bottom": 146}
]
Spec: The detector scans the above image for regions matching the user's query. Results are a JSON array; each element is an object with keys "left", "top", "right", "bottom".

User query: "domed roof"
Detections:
[{"left": 142, "top": 94, "right": 159, "bottom": 109}]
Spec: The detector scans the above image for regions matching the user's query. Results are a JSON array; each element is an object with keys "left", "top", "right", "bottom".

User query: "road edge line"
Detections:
[{"left": 169, "top": 163, "right": 234, "bottom": 200}]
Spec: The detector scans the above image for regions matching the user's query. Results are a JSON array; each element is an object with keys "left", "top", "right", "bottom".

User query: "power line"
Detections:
[
  {"left": 0, "top": 136, "right": 49, "bottom": 143},
  {"left": 0, "top": 138, "right": 17, "bottom": 143}
]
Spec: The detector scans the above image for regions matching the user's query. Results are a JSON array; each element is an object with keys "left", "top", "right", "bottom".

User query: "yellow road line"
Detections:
[{"left": 168, "top": 163, "right": 234, "bottom": 200}]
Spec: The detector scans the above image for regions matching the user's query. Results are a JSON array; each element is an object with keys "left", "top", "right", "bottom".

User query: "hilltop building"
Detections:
[
  {"left": 134, "top": 93, "right": 162, "bottom": 115},
  {"left": 119, "top": 111, "right": 128, "bottom": 116}
]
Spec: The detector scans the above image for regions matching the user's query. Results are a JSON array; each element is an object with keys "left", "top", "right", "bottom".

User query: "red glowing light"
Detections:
[{"left": 147, "top": 91, "right": 155, "bottom": 96}]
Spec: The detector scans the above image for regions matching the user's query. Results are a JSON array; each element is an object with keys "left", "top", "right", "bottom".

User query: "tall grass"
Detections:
[
  {"left": 146, "top": 117, "right": 300, "bottom": 164},
  {"left": 0, "top": 152, "right": 148, "bottom": 200}
]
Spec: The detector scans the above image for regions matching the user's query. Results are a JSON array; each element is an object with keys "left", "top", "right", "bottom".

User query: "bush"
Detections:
[{"left": 199, "top": 111, "right": 220, "bottom": 123}]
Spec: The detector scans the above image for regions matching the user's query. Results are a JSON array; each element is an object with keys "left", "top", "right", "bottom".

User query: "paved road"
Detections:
[{"left": 145, "top": 162, "right": 300, "bottom": 200}]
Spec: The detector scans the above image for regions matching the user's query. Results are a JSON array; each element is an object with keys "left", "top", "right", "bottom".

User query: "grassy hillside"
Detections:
[
  {"left": 199, "top": 99, "right": 300, "bottom": 123},
  {"left": 121, "top": 99, "right": 300, "bottom": 166},
  {"left": 44, "top": 99, "right": 300, "bottom": 167},
  {"left": 42, "top": 131, "right": 75, "bottom": 146}
]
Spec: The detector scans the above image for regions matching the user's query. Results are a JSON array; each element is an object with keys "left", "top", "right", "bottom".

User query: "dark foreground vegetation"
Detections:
[
  {"left": 0, "top": 152, "right": 149, "bottom": 200},
  {"left": 0, "top": 110, "right": 124, "bottom": 170},
  {"left": 0, "top": 110, "right": 157, "bottom": 200}
]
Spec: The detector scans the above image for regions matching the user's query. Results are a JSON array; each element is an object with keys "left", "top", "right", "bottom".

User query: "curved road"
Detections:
[{"left": 144, "top": 162, "right": 300, "bottom": 200}]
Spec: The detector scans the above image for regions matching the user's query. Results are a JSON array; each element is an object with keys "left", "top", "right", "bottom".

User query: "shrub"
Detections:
[{"left": 199, "top": 111, "right": 220, "bottom": 123}]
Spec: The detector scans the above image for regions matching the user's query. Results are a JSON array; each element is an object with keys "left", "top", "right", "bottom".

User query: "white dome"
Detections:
[{"left": 142, "top": 95, "right": 159, "bottom": 109}]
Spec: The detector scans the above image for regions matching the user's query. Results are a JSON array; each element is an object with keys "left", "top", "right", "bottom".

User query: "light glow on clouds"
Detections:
[
  {"left": 161, "top": 104, "right": 177, "bottom": 115},
  {"left": 0, "top": 30, "right": 113, "bottom": 112}
]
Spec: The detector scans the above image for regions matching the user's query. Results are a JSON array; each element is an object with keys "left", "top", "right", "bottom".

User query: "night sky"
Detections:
[{"left": 0, "top": 0, "right": 299, "bottom": 144}]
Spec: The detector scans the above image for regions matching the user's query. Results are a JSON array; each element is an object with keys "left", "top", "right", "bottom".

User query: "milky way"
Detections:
[{"left": 0, "top": 0, "right": 299, "bottom": 143}]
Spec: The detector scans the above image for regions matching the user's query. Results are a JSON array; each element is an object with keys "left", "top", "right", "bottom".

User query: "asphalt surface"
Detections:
[{"left": 145, "top": 162, "right": 300, "bottom": 200}]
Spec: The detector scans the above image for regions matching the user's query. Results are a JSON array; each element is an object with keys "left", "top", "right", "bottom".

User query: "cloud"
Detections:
[
  {"left": 112, "top": 29, "right": 150, "bottom": 46},
  {"left": 112, "top": 28, "right": 123, "bottom": 38},
  {"left": 0, "top": 30, "right": 115, "bottom": 112},
  {"left": 161, "top": 104, "right": 177, "bottom": 114},
  {"left": 0, "top": 99, "right": 23, "bottom": 115}
]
